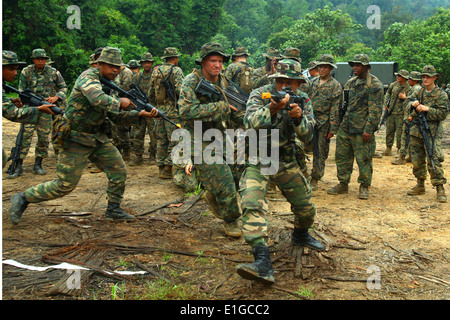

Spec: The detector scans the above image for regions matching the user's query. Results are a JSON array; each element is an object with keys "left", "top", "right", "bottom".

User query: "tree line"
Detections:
[{"left": 3, "top": 0, "right": 449, "bottom": 88}]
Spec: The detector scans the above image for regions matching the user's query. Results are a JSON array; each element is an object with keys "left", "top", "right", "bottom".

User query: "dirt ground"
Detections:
[{"left": 2, "top": 117, "right": 449, "bottom": 301}]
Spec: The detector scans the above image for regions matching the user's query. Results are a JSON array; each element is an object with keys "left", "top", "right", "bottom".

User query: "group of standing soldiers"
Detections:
[{"left": 4, "top": 41, "right": 448, "bottom": 285}]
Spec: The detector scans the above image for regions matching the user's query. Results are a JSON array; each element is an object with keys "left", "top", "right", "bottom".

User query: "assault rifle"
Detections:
[
  {"left": 415, "top": 112, "right": 437, "bottom": 172},
  {"left": 159, "top": 67, "right": 177, "bottom": 104},
  {"left": 339, "top": 90, "right": 349, "bottom": 122},
  {"left": 3, "top": 84, "right": 64, "bottom": 115},
  {"left": 100, "top": 77, "right": 181, "bottom": 128},
  {"left": 404, "top": 119, "right": 412, "bottom": 151},
  {"left": 195, "top": 78, "right": 248, "bottom": 111}
]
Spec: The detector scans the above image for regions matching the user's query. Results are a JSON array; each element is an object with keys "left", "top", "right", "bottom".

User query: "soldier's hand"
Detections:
[
  {"left": 138, "top": 108, "right": 159, "bottom": 118},
  {"left": 46, "top": 96, "right": 59, "bottom": 104},
  {"left": 326, "top": 133, "right": 334, "bottom": 140},
  {"left": 269, "top": 94, "right": 289, "bottom": 116},
  {"left": 408, "top": 116, "right": 413, "bottom": 122},
  {"left": 288, "top": 103, "right": 303, "bottom": 119},
  {"left": 362, "top": 132, "right": 372, "bottom": 142},
  {"left": 411, "top": 100, "right": 420, "bottom": 108},
  {"left": 37, "top": 104, "right": 56, "bottom": 115},
  {"left": 119, "top": 98, "right": 134, "bottom": 110},
  {"left": 11, "top": 98, "right": 23, "bottom": 108},
  {"left": 185, "top": 164, "right": 194, "bottom": 176},
  {"left": 399, "top": 92, "right": 406, "bottom": 100}
]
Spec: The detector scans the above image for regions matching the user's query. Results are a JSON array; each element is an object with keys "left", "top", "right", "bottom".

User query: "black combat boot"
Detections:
[
  {"left": 291, "top": 228, "right": 325, "bottom": 251},
  {"left": 9, "top": 192, "right": 29, "bottom": 225},
  {"left": 236, "top": 245, "right": 275, "bottom": 285},
  {"left": 33, "top": 157, "right": 46, "bottom": 175},
  {"left": 7, "top": 159, "right": 23, "bottom": 179},
  {"left": 105, "top": 202, "right": 136, "bottom": 221}
]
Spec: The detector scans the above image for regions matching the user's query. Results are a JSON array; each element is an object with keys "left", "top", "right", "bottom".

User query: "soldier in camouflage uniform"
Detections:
[
  {"left": 308, "top": 54, "right": 342, "bottom": 190},
  {"left": 383, "top": 69, "right": 409, "bottom": 156},
  {"left": 327, "top": 54, "right": 384, "bottom": 200},
  {"left": 127, "top": 60, "right": 140, "bottom": 74},
  {"left": 111, "top": 64, "right": 134, "bottom": 160},
  {"left": 236, "top": 59, "right": 324, "bottom": 285},
  {"left": 2, "top": 51, "right": 55, "bottom": 167},
  {"left": 251, "top": 48, "right": 281, "bottom": 90},
  {"left": 392, "top": 71, "right": 422, "bottom": 165},
  {"left": 129, "top": 52, "right": 157, "bottom": 165},
  {"left": 8, "top": 47, "right": 159, "bottom": 225},
  {"left": 224, "top": 47, "right": 253, "bottom": 95},
  {"left": 148, "top": 47, "right": 184, "bottom": 178},
  {"left": 404, "top": 65, "right": 448, "bottom": 203},
  {"left": 178, "top": 42, "right": 242, "bottom": 238},
  {"left": 9, "top": 49, "right": 67, "bottom": 178}
]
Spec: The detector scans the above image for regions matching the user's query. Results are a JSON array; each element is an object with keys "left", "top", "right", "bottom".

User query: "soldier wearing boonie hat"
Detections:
[
  {"left": 225, "top": 46, "right": 254, "bottom": 94},
  {"left": 236, "top": 58, "right": 324, "bottom": 285},
  {"left": 252, "top": 47, "right": 282, "bottom": 89},
  {"left": 127, "top": 59, "right": 141, "bottom": 73},
  {"left": 195, "top": 42, "right": 229, "bottom": 65},
  {"left": 281, "top": 47, "right": 301, "bottom": 63}
]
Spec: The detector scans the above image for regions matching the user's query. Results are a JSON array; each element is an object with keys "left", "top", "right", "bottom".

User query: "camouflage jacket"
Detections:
[
  {"left": 251, "top": 66, "right": 273, "bottom": 90},
  {"left": 2, "top": 87, "right": 39, "bottom": 123},
  {"left": 64, "top": 68, "right": 142, "bottom": 147},
  {"left": 148, "top": 62, "right": 184, "bottom": 118},
  {"left": 117, "top": 66, "right": 133, "bottom": 91},
  {"left": 406, "top": 86, "right": 448, "bottom": 138},
  {"left": 308, "top": 76, "right": 342, "bottom": 134},
  {"left": 224, "top": 61, "right": 253, "bottom": 94},
  {"left": 403, "top": 83, "right": 422, "bottom": 120},
  {"left": 132, "top": 69, "right": 153, "bottom": 95},
  {"left": 341, "top": 73, "right": 384, "bottom": 135},
  {"left": 244, "top": 83, "right": 315, "bottom": 165},
  {"left": 19, "top": 64, "right": 67, "bottom": 101},
  {"left": 384, "top": 81, "right": 409, "bottom": 115}
]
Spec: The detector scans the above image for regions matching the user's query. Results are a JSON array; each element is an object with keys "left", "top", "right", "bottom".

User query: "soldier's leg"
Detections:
[
  {"left": 155, "top": 119, "right": 167, "bottom": 168},
  {"left": 409, "top": 136, "right": 428, "bottom": 181},
  {"left": 24, "top": 141, "right": 92, "bottom": 203},
  {"left": 164, "top": 119, "right": 180, "bottom": 166},
  {"left": 385, "top": 116, "right": 395, "bottom": 149},
  {"left": 335, "top": 129, "right": 355, "bottom": 185},
  {"left": 18, "top": 122, "right": 37, "bottom": 160},
  {"left": 354, "top": 133, "right": 375, "bottom": 187},
  {"left": 394, "top": 115, "right": 403, "bottom": 151},
  {"left": 239, "top": 165, "right": 270, "bottom": 247},
  {"left": 311, "top": 127, "right": 330, "bottom": 181},
  {"left": 147, "top": 119, "right": 157, "bottom": 159},
  {"left": 34, "top": 113, "right": 52, "bottom": 159},
  {"left": 131, "top": 118, "right": 147, "bottom": 158}
]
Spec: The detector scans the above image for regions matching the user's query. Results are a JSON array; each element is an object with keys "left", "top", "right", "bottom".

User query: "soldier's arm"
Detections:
[
  {"left": 53, "top": 70, "right": 68, "bottom": 101},
  {"left": 173, "top": 67, "right": 185, "bottom": 97},
  {"left": 422, "top": 92, "right": 449, "bottom": 122},
  {"left": 328, "top": 82, "right": 343, "bottom": 135},
  {"left": 364, "top": 81, "right": 384, "bottom": 135},
  {"left": 79, "top": 74, "right": 121, "bottom": 112},
  {"left": 18, "top": 69, "right": 28, "bottom": 91}
]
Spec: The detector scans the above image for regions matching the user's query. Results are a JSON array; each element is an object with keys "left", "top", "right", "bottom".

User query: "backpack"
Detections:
[
  {"left": 231, "top": 63, "right": 253, "bottom": 95},
  {"left": 154, "top": 65, "right": 174, "bottom": 104}
]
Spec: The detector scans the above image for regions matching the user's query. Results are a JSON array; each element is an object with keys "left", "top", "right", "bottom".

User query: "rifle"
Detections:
[
  {"left": 3, "top": 84, "right": 64, "bottom": 115},
  {"left": 378, "top": 96, "right": 392, "bottom": 130},
  {"left": 158, "top": 66, "right": 177, "bottom": 104},
  {"left": 415, "top": 113, "right": 437, "bottom": 172},
  {"left": 404, "top": 119, "right": 412, "bottom": 150},
  {"left": 195, "top": 78, "right": 248, "bottom": 111},
  {"left": 6, "top": 123, "right": 25, "bottom": 175},
  {"left": 339, "top": 89, "right": 349, "bottom": 122},
  {"left": 100, "top": 77, "right": 181, "bottom": 128}
]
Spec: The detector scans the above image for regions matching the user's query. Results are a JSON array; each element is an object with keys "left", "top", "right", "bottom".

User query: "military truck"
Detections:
[{"left": 334, "top": 61, "right": 399, "bottom": 92}]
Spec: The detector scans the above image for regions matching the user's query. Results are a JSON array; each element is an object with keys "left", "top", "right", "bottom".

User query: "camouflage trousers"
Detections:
[
  {"left": 24, "top": 139, "right": 127, "bottom": 204},
  {"left": 399, "top": 120, "right": 411, "bottom": 157},
  {"left": 385, "top": 114, "right": 403, "bottom": 149},
  {"left": 131, "top": 118, "right": 156, "bottom": 157},
  {"left": 409, "top": 135, "right": 446, "bottom": 186},
  {"left": 311, "top": 126, "right": 331, "bottom": 180},
  {"left": 112, "top": 124, "right": 131, "bottom": 155},
  {"left": 172, "top": 164, "right": 199, "bottom": 193},
  {"left": 19, "top": 113, "right": 52, "bottom": 159},
  {"left": 196, "top": 162, "right": 241, "bottom": 222},
  {"left": 239, "top": 162, "right": 315, "bottom": 247},
  {"left": 155, "top": 118, "right": 180, "bottom": 167},
  {"left": 335, "top": 129, "right": 376, "bottom": 187}
]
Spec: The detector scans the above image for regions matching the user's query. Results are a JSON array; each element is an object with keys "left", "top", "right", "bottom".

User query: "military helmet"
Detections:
[
  {"left": 281, "top": 47, "right": 301, "bottom": 63},
  {"left": 268, "top": 59, "right": 307, "bottom": 81},
  {"left": 408, "top": 71, "right": 421, "bottom": 81},
  {"left": 30, "top": 48, "right": 50, "bottom": 60},
  {"left": 195, "top": 42, "right": 230, "bottom": 65},
  {"left": 95, "top": 47, "right": 125, "bottom": 67},
  {"left": 395, "top": 69, "right": 409, "bottom": 79},
  {"left": 232, "top": 47, "right": 250, "bottom": 58},
  {"left": 2, "top": 51, "right": 26, "bottom": 66},
  {"left": 420, "top": 65, "right": 439, "bottom": 77},
  {"left": 315, "top": 54, "right": 337, "bottom": 69},
  {"left": 348, "top": 54, "right": 371, "bottom": 67},
  {"left": 161, "top": 47, "right": 182, "bottom": 60},
  {"left": 140, "top": 52, "right": 154, "bottom": 62},
  {"left": 263, "top": 47, "right": 281, "bottom": 60}
]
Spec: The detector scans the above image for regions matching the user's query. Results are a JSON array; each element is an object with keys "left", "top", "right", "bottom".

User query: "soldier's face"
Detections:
[
  {"left": 318, "top": 65, "right": 332, "bottom": 77},
  {"left": 396, "top": 75, "right": 406, "bottom": 84},
  {"left": 32, "top": 58, "right": 47, "bottom": 70},
  {"left": 352, "top": 63, "right": 368, "bottom": 78},
  {"left": 422, "top": 75, "right": 436, "bottom": 86},
  {"left": 201, "top": 55, "right": 223, "bottom": 81},
  {"left": 275, "top": 78, "right": 301, "bottom": 91},
  {"left": 141, "top": 61, "right": 153, "bottom": 71},
  {"left": 2, "top": 65, "right": 19, "bottom": 82},
  {"left": 98, "top": 62, "right": 121, "bottom": 80}
]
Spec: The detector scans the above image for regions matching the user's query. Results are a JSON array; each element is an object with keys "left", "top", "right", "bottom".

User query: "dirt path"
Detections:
[{"left": 2, "top": 117, "right": 449, "bottom": 300}]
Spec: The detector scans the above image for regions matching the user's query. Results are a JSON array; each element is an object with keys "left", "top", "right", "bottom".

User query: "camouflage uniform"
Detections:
[
  {"left": 148, "top": 48, "right": 184, "bottom": 176},
  {"left": 384, "top": 69, "right": 409, "bottom": 153},
  {"left": 251, "top": 48, "right": 281, "bottom": 90},
  {"left": 130, "top": 52, "right": 157, "bottom": 162},
  {"left": 308, "top": 54, "right": 342, "bottom": 183},
  {"left": 240, "top": 59, "right": 316, "bottom": 247},
  {"left": 224, "top": 47, "right": 253, "bottom": 95},
  {"left": 331, "top": 54, "right": 383, "bottom": 194},
  {"left": 405, "top": 65, "right": 448, "bottom": 191},
  {"left": 177, "top": 43, "right": 242, "bottom": 232},
  {"left": 18, "top": 49, "right": 67, "bottom": 163},
  {"left": 111, "top": 66, "right": 134, "bottom": 159},
  {"left": 17, "top": 48, "right": 145, "bottom": 222}
]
